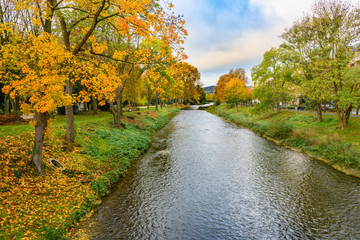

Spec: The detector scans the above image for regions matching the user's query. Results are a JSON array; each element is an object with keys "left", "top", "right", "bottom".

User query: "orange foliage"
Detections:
[
  {"left": 171, "top": 62, "right": 201, "bottom": 102},
  {"left": 215, "top": 68, "right": 247, "bottom": 101},
  {"left": 224, "top": 78, "right": 253, "bottom": 104},
  {"left": 2, "top": 33, "right": 74, "bottom": 115}
]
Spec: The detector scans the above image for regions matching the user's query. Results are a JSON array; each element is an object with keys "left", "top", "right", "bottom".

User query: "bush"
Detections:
[
  {"left": 40, "top": 225, "right": 66, "bottom": 240},
  {"left": 250, "top": 103, "right": 269, "bottom": 115},
  {"left": 315, "top": 141, "right": 360, "bottom": 169},
  {"left": 226, "top": 103, "right": 234, "bottom": 109},
  {"left": 251, "top": 123, "right": 268, "bottom": 135},
  {"left": 215, "top": 99, "right": 221, "bottom": 106},
  {"left": 287, "top": 105, "right": 297, "bottom": 109},
  {"left": 91, "top": 176, "right": 111, "bottom": 198},
  {"left": 287, "top": 136, "right": 311, "bottom": 148},
  {"left": 267, "top": 120, "right": 293, "bottom": 140},
  {"left": 288, "top": 114, "right": 316, "bottom": 123}
]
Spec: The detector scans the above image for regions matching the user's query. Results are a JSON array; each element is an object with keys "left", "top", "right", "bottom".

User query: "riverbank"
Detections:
[
  {"left": 0, "top": 107, "right": 180, "bottom": 239},
  {"left": 207, "top": 105, "right": 360, "bottom": 178}
]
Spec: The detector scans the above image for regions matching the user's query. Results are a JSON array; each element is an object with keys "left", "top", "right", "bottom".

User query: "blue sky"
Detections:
[{"left": 171, "top": 0, "right": 359, "bottom": 86}]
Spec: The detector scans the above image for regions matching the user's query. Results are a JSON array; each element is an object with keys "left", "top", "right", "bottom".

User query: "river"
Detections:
[{"left": 89, "top": 109, "right": 360, "bottom": 240}]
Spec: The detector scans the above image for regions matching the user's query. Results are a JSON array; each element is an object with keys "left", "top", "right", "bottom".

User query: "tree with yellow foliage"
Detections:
[
  {"left": 171, "top": 62, "right": 201, "bottom": 104},
  {"left": 215, "top": 68, "right": 247, "bottom": 102},
  {"left": 2, "top": 33, "right": 74, "bottom": 174},
  {"left": 224, "top": 78, "right": 252, "bottom": 111}
]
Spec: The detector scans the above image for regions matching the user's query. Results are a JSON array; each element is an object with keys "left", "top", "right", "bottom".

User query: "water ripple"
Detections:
[{"left": 92, "top": 110, "right": 360, "bottom": 240}]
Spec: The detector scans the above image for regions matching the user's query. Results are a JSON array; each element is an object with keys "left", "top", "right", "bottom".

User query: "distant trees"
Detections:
[
  {"left": 215, "top": 68, "right": 252, "bottom": 109},
  {"left": 171, "top": 62, "right": 202, "bottom": 104},
  {"left": 224, "top": 78, "right": 252, "bottom": 111},
  {"left": 215, "top": 68, "right": 247, "bottom": 102}
]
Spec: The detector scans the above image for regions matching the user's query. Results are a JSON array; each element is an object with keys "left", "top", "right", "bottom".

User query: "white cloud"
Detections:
[{"left": 172, "top": 0, "right": 359, "bottom": 86}]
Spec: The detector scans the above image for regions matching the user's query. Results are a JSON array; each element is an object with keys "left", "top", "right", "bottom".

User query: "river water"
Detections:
[{"left": 90, "top": 110, "right": 360, "bottom": 240}]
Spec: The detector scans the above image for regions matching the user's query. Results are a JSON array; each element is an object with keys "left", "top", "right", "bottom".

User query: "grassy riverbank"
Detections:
[
  {"left": 208, "top": 105, "right": 360, "bottom": 177},
  {"left": 0, "top": 107, "right": 180, "bottom": 239}
]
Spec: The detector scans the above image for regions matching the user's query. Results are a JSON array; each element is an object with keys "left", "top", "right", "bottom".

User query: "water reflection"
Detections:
[{"left": 91, "top": 110, "right": 360, "bottom": 239}]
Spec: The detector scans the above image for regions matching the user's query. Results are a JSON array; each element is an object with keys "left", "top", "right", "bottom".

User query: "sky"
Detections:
[{"left": 171, "top": 0, "right": 357, "bottom": 87}]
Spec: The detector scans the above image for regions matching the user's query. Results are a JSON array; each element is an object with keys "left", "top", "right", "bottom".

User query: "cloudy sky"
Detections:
[{"left": 171, "top": 0, "right": 356, "bottom": 87}]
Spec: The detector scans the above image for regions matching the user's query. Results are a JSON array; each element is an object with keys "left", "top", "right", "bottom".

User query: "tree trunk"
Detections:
[
  {"left": 112, "top": 86, "right": 124, "bottom": 129},
  {"left": 92, "top": 97, "right": 98, "bottom": 115},
  {"left": 109, "top": 101, "right": 118, "bottom": 127},
  {"left": 155, "top": 94, "right": 159, "bottom": 111},
  {"left": 316, "top": 102, "right": 323, "bottom": 123},
  {"left": 356, "top": 106, "right": 359, "bottom": 115},
  {"left": 4, "top": 94, "right": 10, "bottom": 115},
  {"left": 65, "top": 80, "right": 75, "bottom": 142},
  {"left": 84, "top": 101, "right": 88, "bottom": 112},
  {"left": 32, "top": 111, "right": 48, "bottom": 175},
  {"left": 336, "top": 104, "right": 352, "bottom": 131},
  {"left": 147, "top": 86, "right": 151, "bottom": 110},
  {"left": 276, "top": 102, "right": 280, "bottom": 113},
  {"left": 236, "top": 103, "right": 238, "bottom": 111},
  {"left": 117, "top": 86, "right": 123, "bottom": 116},
  {"left": 10, "top": 97, "right": 20, "bottom": 124}
]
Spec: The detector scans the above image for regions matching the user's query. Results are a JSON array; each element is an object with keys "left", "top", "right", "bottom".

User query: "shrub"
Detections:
[
  {"left": 40, "top": 225, "right": 66, "bottom": 240},
  {"left": 226, "top": 103, "right": 234, "bottom": 109},
  {"left": 91, "top": 176, "right": 111, "bottom": 198},
  {"left": 316, "top": 141, "right": 360, "bottom": 169},
  {"left": 251, "top": 123, "right": 268, "bottom": 135},
  {"left": 286, "top": 136, "right": 311, "bottom": 148},
  {"left": 287, "top": 105, "right": 297, "bottom": 109},
  {"left": 250, "top": 103, "right": 268, "bottom": 114},
  {"left": 267, "top": 120, "right": 293, "bottom": 140},
  {"left": 288, "top": 114, "right": 316, "bottom": 123},
  {"left": 215, "top": 99, "right": 221, "bottom": 106}
]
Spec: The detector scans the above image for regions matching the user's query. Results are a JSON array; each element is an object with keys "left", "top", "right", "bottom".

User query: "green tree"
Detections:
[
  {"left": 282, "top": 0, "right": 360, "bottom": 129},
  {"left": 251, "top": 47, "right": 296, "bottom": 113}
]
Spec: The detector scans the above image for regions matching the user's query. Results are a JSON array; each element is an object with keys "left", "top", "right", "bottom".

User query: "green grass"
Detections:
[
  {"left": 0, "top": 106, "right": 180, "bottom": 239},
  {"left": 0, "top": 107, "right": 162, "bottom": 137},
  {"left": 0, "top": 112, "right": 113, "bottom": 137},
  {"left": 0, "top": 124, "right": 33, "bottom": 137}
]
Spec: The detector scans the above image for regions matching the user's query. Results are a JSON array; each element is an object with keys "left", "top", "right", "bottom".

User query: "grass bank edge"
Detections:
[
  {"left": 0, "top": 107, "right": 180, "bottom": 239},
  {"left": 207, "top": 105, "right": 360, "bottom": 179}
]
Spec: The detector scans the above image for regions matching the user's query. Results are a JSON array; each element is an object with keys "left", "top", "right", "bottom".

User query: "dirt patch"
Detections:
[{"left": 0, "top": 115, "right": 28, "bottom": 126}]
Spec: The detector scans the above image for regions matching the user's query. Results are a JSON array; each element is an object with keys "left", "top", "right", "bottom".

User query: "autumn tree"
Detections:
[
  {"left": 2, "top": 0, "right": 188, "bottom": 173},
  {"left": 82, "top": 3, "right": 187, "bottom": 128},
  {"left": 2, "top": 33, "right": 73, "bottom": 174},
  {"left": 282, "top": 0, "right": 360, "bottom": 129},
  {"left": 215, "top": 68, "right": 247, "bottom": 102},
  {"left": 206, "top": 93, "right": 215, "bottom": 101},
  {"left": 169, "top": 68, "right": 184, "bottom": 104},
  {"left": 172, "top": 62, "right": 201, "bottom": 104},
  {"left": 13, "top": 0, "right": 187, "bottom": 138},
  {"left": 0, "top": 0, "right": 23, "bottom": 118},
  {"left": 224, "top": 79, "right": 252, "bottom": 111},
  {"left": 196, "top": 85, "right": 206, "bottom": 104}
]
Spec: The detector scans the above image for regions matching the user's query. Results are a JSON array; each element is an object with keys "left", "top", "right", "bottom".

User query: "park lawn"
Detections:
[
  {"left": 0, "top": 106, "right": 159, "bottom": 137},
  {"left": 0, "top": 107, "right": 179, "bottom": 239},
  {"left": 0, "top": 112, "right": 113, "bottom": 137},
  {"left": 209, "top": 105, "right": 360, "bottom": 174}
]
